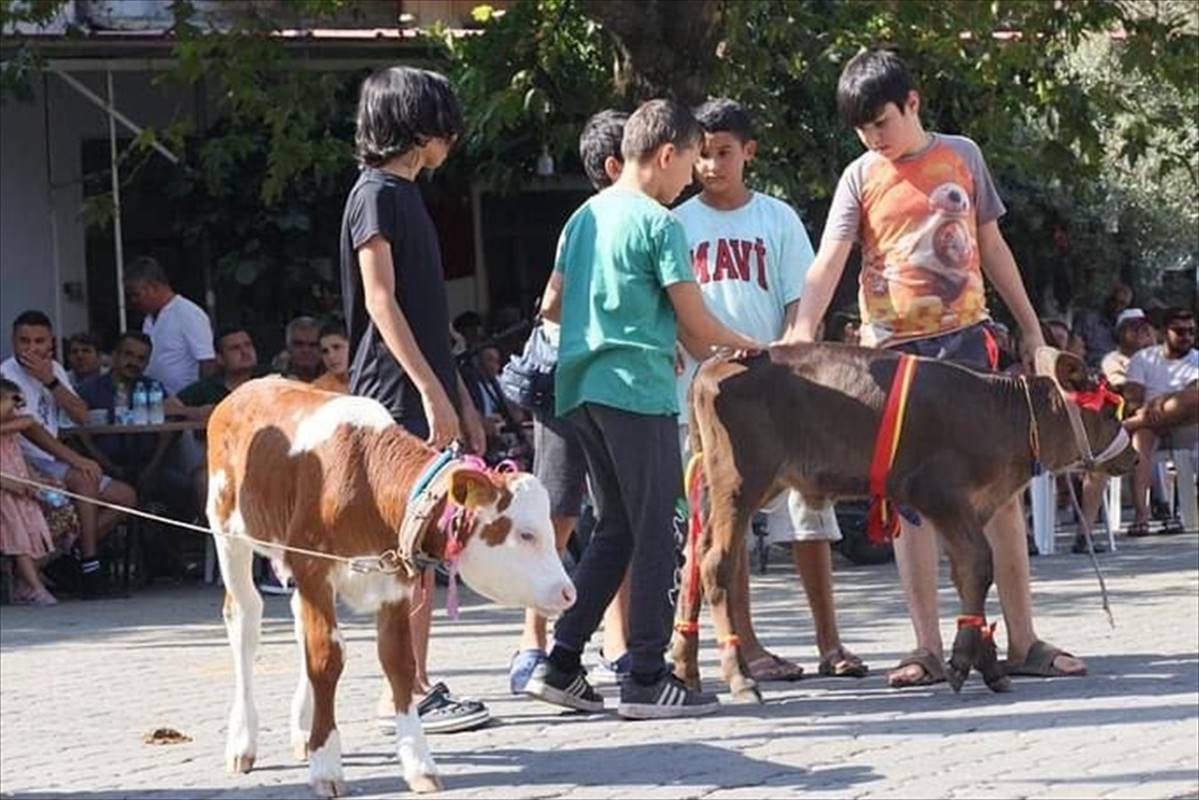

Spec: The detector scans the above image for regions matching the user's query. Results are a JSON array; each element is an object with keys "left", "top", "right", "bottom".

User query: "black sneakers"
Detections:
[
  {"left": 618, "top": 672, "right": 720, "bottom": 720},
  {"left": 523, "top": 660, "right": 606, "bottom": 712}
]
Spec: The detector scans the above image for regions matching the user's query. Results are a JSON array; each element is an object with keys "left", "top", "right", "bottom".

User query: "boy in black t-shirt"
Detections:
[{"left": 339, "top": 66, "right": 488, "bottom": 734}]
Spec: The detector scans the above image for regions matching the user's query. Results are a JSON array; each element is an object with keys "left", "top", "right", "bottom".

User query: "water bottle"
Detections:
[
  {"left": 114, "top": 384, "right": 130, "bottom": 425},
  {"left": 148, "top": 380, "right": 165, "bottom": 424},
  {"left": 131, "top": 382, "right": 150, "bottom": 425}
]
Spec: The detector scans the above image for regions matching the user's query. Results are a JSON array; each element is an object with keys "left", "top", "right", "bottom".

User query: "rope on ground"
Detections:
[
  {"left": 0, "top": 470, "right": 400, "bottom": 575},
  {"left": 1062, "top": 476, "right": 1116, "bottom": 629}
]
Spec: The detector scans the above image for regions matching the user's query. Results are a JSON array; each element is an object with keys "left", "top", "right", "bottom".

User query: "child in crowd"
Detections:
[
  {"left": 674, "top": 98, "right": 866, "bottom": 681},
  {"left": 788, "top": 49, "right": 1082, "bottom": 685},
  {"left": 0, "top": 378, "right": 80, "bottom": 606},
  {"left": 508, "top": 109, "right": 633, "bottom": 694},
  {"left": 340, "top": 65, "right": 488, "bottom": 733},
  {"left": 525, "top": 99, "right": 760, "bottom": 720}
]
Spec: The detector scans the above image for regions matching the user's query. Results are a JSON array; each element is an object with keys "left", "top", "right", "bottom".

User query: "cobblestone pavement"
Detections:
[{"left": 2, "top": 534, "right": 1197, "bottom": 800}]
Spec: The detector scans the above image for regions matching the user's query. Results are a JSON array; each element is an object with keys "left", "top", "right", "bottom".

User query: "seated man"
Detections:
[
  {"left": 312, "top": 321, "right": 349, "bottom": 393},
  {"left": 66, "top": 331, "right": 105, "bottom": 389},
  {"left": 1077, "top": 308, "right": 1155, "bottom": 550},
  {"left": 273, "top": 316, "right": 323, "bottom": 383},
  {"left": 165, "top": 326, "right": 261, "bottom": 503},
  {"left": 1123, "top": 307, "right": 1198, "bottom": 536},
  {"left": 0, "top": 310, "right": 136, "bottom": 597}
]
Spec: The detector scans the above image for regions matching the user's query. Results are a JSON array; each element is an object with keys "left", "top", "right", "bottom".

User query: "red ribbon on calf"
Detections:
[
  {"left": 1065, "top": 378, "right": 1125, "bottom": 419},
  {"left": 867, "top": 354, "right": 919, "bottom": 544}
]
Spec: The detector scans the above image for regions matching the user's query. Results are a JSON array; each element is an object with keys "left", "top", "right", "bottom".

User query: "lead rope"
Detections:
[
  {"left": 0, "top": 471, "right": 402, "bottom": 575},
  {"left": 1020, "top": 377, "right": 1114, "bottom": 628}
]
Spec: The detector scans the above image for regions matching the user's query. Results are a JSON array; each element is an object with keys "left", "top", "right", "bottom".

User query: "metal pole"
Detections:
[
  {"left": 107, "top": 70, "right": 127, "bottom": 332},
  {"left": 470, "top": 181, "right": 488, "bottom": 314},
  {"left": 52, "top": 67, "right": 179, "bottom": 165},
  {"left": 43, "top": 72, "right": 63, "bottom": 347}
]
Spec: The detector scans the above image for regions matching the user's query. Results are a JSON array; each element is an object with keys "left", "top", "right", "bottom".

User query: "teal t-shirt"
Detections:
[{"left": 554, "top": 186, "right": 695, "bottom": 417}]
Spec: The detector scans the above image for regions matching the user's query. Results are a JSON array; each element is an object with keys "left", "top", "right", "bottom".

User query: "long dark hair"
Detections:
[{"left": 354, "top": 67, "right": 464, "bottom": 167}]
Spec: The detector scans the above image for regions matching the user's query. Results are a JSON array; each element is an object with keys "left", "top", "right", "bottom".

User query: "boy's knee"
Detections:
[
  {"left": 66, "top": 469, "right": 99, "bottom": 494},
  {"left": 108, "top": 480, "right": 137, "bottom": 507}
]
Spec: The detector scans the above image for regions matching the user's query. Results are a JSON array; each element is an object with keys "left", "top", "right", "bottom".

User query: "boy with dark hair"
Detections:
[
  {"left": 509, "top": 109, "right": 633, "bottom": 695},
  {"left": 340, "top": 65, "right": 489, "bottom": 735},
  {"left": 788, "top": 49, "right": 1085, "bottom": 686},
  {"left": 524, "top": 99, "right": 760, "bottom": 720},
  {"left": 674, "top": 97, "right": 866, "bottom": 682}
]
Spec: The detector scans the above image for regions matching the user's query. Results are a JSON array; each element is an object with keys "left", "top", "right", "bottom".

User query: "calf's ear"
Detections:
[
  {"left": 449, "top": 467, "right": 499, "bottom": 508},
  {"left": 1053, "top": 352, "right": 1090, "bottom": 392}
]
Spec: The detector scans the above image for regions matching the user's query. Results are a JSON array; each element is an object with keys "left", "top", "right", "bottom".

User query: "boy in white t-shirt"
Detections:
[{"left": 675, "top": 99, "right": 865, "bottom": 681}]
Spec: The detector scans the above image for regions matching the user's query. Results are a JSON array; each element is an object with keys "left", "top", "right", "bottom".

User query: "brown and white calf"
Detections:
[
  {"left": 674, "top": 345, "right": 1135, "bottom": 701},
  {"left": 206, "top": 377, "right": 575, "bottom": 797}
]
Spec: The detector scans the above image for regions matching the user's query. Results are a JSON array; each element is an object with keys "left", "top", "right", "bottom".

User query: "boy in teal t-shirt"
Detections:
[{"left": 526, "top": 99, "right": 759, "bottom": 720}]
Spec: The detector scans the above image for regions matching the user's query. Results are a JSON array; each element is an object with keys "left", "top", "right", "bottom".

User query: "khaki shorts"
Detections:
[{"left": 680, "top": 425, "right": 841, "bottom": 544}]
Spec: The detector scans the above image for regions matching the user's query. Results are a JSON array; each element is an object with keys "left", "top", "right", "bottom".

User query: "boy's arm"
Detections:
[
  {"left": 782, "top": 239, "right": 855, "bottom": 343},
  {"left": 977, "top": 221, "right": 1045, "bottom": 359},
  {"left": 359, "top": 236, "right": 459, "bottom": 446},
  {"left": 538, "top": 270, "right": 564, "bottom": 323},
  {"left": 667, "top": 283, "right": 761, "bottom": 353}
]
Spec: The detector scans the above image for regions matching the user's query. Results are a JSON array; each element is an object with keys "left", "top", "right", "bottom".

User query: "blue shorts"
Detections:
[{"left": 887, "top": 322, "right": 1000, "bottom": 372}]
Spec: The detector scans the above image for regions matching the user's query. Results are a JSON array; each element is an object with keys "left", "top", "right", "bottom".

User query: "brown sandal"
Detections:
[
  {"left": 747, "top": 653, "right": 805, "bottom": 682},
  {"left": 887, "top": 648, "right": 946, "bottom": 688},
  {"left": 817, "top": 647, "right": 869, "bottom": 678},
  {"left": 1002, "top": 640, "right": 1087, "bottom": 678}
]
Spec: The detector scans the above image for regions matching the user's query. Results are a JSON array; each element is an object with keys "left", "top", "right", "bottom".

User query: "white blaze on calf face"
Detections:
[
  {"left": 289, "top": 395, "right": 395, "bottom": 455},
  {"left": 455, "top": 474, "right": 576, "bottom": 617}
]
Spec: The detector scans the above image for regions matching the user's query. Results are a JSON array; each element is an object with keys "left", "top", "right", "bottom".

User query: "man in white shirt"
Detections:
[
  {"left": 1, "top": 310, "right": 136, "bottom": 596},
  {"left": 126, "top": 256, "right": 216, "bottom": 395},
  {"left": 1123, "top": 307, "right": 1198, "bottom": 535}
]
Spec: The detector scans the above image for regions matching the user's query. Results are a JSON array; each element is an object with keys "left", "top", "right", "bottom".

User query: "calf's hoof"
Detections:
[
  {"left": 728, "top": 677, "right": 762, "bottom": 704},
  {"left": 227, "top": 753, "right": 256, "bottom": 774},
  {"left": 312, "top": 778, "right": 347, "bottom": 798},
  {"left": 946, "top": 661, "right": 969, "bottom": 693},
  {"left": 407, "top": 772, "right": 444, "bottom": 794},
  {"left": 984, "top": 674, "right": 1012, "bottom": 693}
]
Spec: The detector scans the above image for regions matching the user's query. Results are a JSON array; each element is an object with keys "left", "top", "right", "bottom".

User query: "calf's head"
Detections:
[
  {"left": 1036, "top": 348, "right": 1137, "bottom": 476},
  {"left": 445, "top": 467, "right": 576, "bottom": 617}
]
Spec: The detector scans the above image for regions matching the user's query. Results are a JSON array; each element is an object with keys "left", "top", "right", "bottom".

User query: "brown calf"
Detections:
[
  {"left": 206, "top": 378, "right": 574, "bottom": 796},
  {"left": 673, "top": 344, "right": 1135, "bottom": 701}
]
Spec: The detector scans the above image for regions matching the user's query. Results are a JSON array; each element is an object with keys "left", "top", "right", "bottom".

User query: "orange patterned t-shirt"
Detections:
[{"left": 822, "top": 134, "right": 1006, "bottom": 347}]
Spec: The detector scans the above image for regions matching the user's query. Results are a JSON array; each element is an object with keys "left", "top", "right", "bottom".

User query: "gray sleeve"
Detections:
[
  {"left": 820, "top": 163, "right": 863, "bottom": 246},
  {"left": 947, "top": 136, "right": 1006, "bottom": 225}
]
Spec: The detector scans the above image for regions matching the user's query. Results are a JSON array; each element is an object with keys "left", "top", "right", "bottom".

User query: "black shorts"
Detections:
[
  {"left": 532, "top": 411, "right": 589, "bottom": 519},
  {"left": 887, "top": 322, "right": 1000, "bottom": 372}
]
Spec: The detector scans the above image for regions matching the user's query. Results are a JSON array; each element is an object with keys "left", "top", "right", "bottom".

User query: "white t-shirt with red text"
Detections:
[{"left": 673, "top": 191, "right": 815, "bottom": 412}]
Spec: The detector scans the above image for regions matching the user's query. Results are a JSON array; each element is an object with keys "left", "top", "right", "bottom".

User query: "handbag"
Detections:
[{"left": 498, "top": 320, "right": 558, "bottom": 413}]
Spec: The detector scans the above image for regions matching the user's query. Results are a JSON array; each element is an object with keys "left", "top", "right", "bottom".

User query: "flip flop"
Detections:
[
  {"left": 817, "top": 647, "right": 869, "bottom": 678},
  {"left": 1002, "top": 640, "right": 1087, "bottom": 678},
  {"left": 887, "top": 648, "right": 946, "bottom": 688},
  {"left": 1126, "top": 521, "right": 1151, "bottom": 537},
  {"left": 747, "top": 653, "right": 805, "bottom": 682}
]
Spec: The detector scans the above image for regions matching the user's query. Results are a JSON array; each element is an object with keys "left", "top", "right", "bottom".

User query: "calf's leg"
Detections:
[
  {"left": 289, "top": 589, "right": 314, "bottom": 760},
  {"left": 298, "top": 582, "right": 347, "bottom": 798},
  {"left": 377, "top": 599, "right": 441, "bottom": 794},
  {"left": 670, "top": 490, "right": 706, "bottom": 691},
  {"left": 215, "top": 537, "right": 261, "bottom": 774},
  {"left": 700, "top": 486, "right": 761, "bottom": 703},
  {"left": 938, "top": 520, "right": 1009, "bottom": 693}
]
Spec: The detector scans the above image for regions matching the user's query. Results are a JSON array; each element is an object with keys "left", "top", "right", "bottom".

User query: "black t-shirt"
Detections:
[{"left": 339, "top": 167, "right": 458, "bottom": 424}]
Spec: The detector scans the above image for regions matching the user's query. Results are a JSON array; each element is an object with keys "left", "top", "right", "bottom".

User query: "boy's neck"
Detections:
[
  {"left": 379, "top": 152, "right": 423, "bottom": 181},
  {"left": 700, "top": 183, "right": 752, "bottom": 211},
  {"left": 895, "top": 127, "right": 934, "bottom": 160},
  {"left": 614, "top": 162, "right": 665, "bottom": 204}
]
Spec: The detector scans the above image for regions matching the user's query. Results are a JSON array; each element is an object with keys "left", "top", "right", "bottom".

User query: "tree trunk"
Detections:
[{"left": 578, "top": 0, "right": 724, "bottom": 105}]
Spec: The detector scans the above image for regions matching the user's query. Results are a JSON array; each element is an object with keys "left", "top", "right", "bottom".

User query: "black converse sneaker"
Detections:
[
  {"left": 523, "top": 660, "right": 605, "bottom": 712},
  {"left": 618, "top": 672, "right": 720, "bottom": 720}
]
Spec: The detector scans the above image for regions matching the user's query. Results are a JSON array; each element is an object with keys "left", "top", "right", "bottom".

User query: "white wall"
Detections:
[{"left": 0, "top": 68, "right": 189, "bottom": 358}]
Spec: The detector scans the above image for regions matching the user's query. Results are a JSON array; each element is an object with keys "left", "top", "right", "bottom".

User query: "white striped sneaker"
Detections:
[
  {"left": 524, "top": 661, "right": 605, "bottom": 713},
  {"left": 618, "top": 672, "right": 719, "bottom": 719}
]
